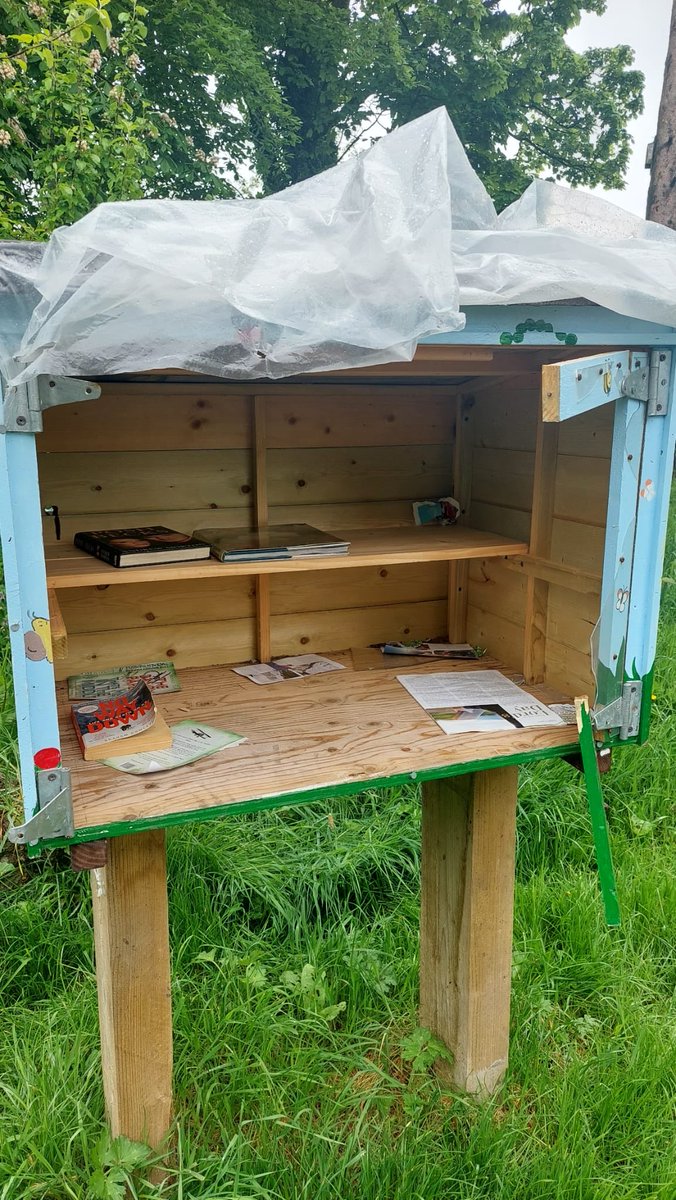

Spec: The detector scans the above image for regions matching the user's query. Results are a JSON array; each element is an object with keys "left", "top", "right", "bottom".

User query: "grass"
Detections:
[{"left": 1, "top": 515, "right": 675, "bottom": 1199}]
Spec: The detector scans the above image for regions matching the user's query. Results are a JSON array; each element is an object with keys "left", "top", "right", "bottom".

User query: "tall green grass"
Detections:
[{"left": 1, "top": 509, "right": 674, "bottom": 1199}]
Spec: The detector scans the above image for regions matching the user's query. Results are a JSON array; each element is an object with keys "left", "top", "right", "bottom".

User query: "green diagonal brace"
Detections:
[{"left": 575, "top": 699, "right": 621, "bottom": 927}]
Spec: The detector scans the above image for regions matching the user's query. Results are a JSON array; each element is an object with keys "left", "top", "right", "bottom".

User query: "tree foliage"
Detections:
[
  {"left": 0, "top": 0, "right": 645, "bottom": 239},
  {"left": 0, "top": 1, "right": 156, "bottom": 237},
  {"left": 140, "top": 0, "right": 644, "bottom": 208}
]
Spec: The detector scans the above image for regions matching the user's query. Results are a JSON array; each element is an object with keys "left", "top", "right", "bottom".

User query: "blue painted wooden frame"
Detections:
[
  {"left": 625, "top": 356, "right": 676, "bottom": 698},
  {"left": 423, "top": 305, "right": 676, "bottom": 348},
  {"left": 0, "top": 380, "right": 61, "bottom": 823}
]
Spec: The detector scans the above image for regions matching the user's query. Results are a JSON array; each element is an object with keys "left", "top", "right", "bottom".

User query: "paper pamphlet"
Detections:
[
  {"left": 233, "top": 655, "right": 345, "bottom": 685},
  {"left": 397, "top": 670, "right": 565, "bottom": 734},
  {"left": 68, "top": 661, "right": 181, "bottom": 700},
  {"left": 103, "top": 721, "right": 246, "bottom": 774}
]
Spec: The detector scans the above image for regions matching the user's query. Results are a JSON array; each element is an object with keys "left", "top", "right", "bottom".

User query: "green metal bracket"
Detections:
[{"left": 575, "top": 698, "right": 621, "bottom": 928}]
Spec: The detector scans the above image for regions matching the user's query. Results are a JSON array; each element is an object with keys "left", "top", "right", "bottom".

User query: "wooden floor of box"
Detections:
[{"left": 58, "top": 652, "right": 580, "bottom": 834}]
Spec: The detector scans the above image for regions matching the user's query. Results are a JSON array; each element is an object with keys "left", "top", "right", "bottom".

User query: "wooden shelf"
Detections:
[
  {"left": 45, "top": 526, "right": 528, "bottom": 589},
  {"left": 61, "top": 653, "right": 578, "bottom": 836}
]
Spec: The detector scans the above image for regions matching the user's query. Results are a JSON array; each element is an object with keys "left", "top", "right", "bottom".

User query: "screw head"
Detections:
[{"left": 16, "top": 415, "right": 26, "bottom": 426}]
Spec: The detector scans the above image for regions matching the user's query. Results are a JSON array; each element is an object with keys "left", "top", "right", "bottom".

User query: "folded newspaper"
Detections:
[{"left": 397, "top": 670, "right": 564, "bottom": 734}]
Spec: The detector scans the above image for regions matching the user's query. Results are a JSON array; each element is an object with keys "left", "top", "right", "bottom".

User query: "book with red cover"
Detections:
[
  {"left": 70, "top": 679, "right": 172, "bottom": 761},
  {"left": 73, "top": 525, "right": 210, "bottom": 568}
]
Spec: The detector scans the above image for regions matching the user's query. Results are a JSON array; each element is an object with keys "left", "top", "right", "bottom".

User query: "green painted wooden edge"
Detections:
[
  {"left": 27, "top": 737, "right": 587, "bottom": 855},
  {"left": 637, "top": 666, "right": 654, "bottom": 745},
  {"left": 577, "top": 702, "right": 621, "bottom": 928}
]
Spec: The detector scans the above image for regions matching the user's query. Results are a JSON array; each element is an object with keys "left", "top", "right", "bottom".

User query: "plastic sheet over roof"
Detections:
[{"left": 1, "top": 107, "right": 675, "bottom": 384}]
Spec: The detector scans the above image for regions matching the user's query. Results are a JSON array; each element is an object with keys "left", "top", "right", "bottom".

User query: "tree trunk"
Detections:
[{"left": 646, "top": 0, "right": 676, "bottom": 226}]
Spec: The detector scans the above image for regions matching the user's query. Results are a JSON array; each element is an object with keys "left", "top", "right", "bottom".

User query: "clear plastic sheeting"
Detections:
[
  {"left": 455, "top": 179, "right": 676, "bottom": 329},
  {"left": 1, "top": 107, "right": 676, "bottom": 385}
]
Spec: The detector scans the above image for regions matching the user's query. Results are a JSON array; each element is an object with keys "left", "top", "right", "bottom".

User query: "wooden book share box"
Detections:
[{"left": 2, "top": 304, "right": 675, "bottom": 1151}]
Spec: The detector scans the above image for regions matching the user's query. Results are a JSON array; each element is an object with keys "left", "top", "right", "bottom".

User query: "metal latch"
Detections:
[
  {"left": 593, "top": 680, "right": 642, "bottom": 740},
  {"left": 620, "top": 349, "right": 671, "bottom": 414},
  {"left": 1, "top": 376, "right": 101, "bottom": 434},
  {"left": 8, "top": 767, "right": 74, "bottom": 844}
]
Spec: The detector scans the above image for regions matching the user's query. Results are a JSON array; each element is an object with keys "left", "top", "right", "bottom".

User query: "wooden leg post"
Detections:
[
  {"left": 90, "top": 830, "right": 173, "bottom": 1150},
  {"left": 420, "top": 767, "right": 518, "bottom": 1095}
]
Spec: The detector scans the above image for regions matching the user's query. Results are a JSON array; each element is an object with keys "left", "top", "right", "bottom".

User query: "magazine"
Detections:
[
  {"left": 397, "top": 670, "right": 565, "bottom": 734},
  {"left": 233, "top": 654, "right": 345, "bottom": 685},
  {"left": 68, "top": 661, "right": 181, "bottom": 700},
  {"left": 104, "top": 722, "right": 246, "bottom": 774},
  {"left": 375, "top": 641, "right": 480, "bottom": 660},
  {"left": 194, "top": 524, "right": 350, "bottom": 562}
]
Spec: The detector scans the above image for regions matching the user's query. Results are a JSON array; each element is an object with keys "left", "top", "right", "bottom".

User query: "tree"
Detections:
[
  {"left": 140, "top": 1, "right": 645, "bottom": 208},
  {"left": 0, "top": 0, "right": 157, "bottom": 238},
  {"left": 0, "top": 0, "right": 647, "bottom": 234},
  {"left": 646, "top": 0, "right": 676, "bottom": 228}
]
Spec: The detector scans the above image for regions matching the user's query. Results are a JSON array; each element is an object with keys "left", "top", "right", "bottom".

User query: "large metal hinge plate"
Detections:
[
  {"left": 1, "top": 376, "right": 101, "bottom": 433},
  {"left": 621, "top": 349, "right": 671, "bottom": 415},
  {"left": 8, "top": 767, "right": 74, "bottom": 844},
  {"left": 593, "top": 680, "right": 642, "bottom": 740}
]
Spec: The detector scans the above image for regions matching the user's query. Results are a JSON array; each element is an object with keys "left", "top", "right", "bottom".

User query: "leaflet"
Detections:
[{"left": 103, "top": 721, "right": 246, "bottom": 774}]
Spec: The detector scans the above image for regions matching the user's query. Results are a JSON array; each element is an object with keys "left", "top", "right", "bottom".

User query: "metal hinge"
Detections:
[
  {"left": 8, "top": 767, "right": 74, "bottom": 845},
  {"left": 620, "top": 350, "right": 671, "bottom": 415},
  {"left": 593, "top": 680, "right": 642, "bottom": 740},
  {"left": 1, "top": 376, "right": 101, "bottom": 433}
]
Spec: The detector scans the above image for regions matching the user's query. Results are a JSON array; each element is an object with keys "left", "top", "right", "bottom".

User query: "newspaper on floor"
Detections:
[{"left": 397, "top": 669, "right": 565, "bottom": 734}]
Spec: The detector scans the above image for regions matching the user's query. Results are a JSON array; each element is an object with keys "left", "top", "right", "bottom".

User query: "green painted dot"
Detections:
[
  {"left": 499, "top": 332, "right": 513, "bottom": 345},
  {"left": 565, "top": 333, "right": 578, "bottom": 345},
  {"left": 524, "top": 318, "right": 536, "bottom": 331},
  {"left": 535, "top": 319, "right": 547, "bottom": 332},
  {"left": 555, "top": 332, "right": 566, "bottom": 341},
  {"left": 544, "top": 322, "right": 554, "bottom": 333},
  {"left": 515, "top": 323, "right": 526, "bottom": 335},
  {"left": 512, "top": 331, "right": 524, "bottom": 343}
]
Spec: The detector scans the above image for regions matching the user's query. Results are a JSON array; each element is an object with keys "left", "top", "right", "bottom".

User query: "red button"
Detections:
[{"left": 34, "top": 747, "right": 62, "bottom": 770}]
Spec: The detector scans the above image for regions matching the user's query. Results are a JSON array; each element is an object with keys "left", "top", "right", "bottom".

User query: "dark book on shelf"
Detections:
[
  {"left": 73, "top": 525, "right": 211, "bottom": 568},
  {"left": 194, "top": 523, "right": 350, "bottom": 562}
]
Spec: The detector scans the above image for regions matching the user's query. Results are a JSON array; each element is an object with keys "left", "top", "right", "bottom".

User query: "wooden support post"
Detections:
[
  {"left": 524, "top": 419, "right": 559, "bottom": 684},
  {"left": 90, "top": 830, "right": 173, "bottom": 1150},
  {"left": 47, "top": 587, "right": 68, "bottom": 660},
  {"left": 447, "top": 560, "right": 469, "bottom": 642},
  {"left": 253, "top": 395, "right": 271, "bottom": 660},
  {"left": 420, "top": 767, "right": 518, "bottom": 1095}
]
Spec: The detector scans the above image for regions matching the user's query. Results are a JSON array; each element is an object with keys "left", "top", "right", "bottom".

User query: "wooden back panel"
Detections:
[{"left": 37, "top": 378, "right": 455, "bottom": 678}]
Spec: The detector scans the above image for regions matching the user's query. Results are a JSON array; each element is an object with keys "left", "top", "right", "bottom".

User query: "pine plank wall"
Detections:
[{"left": 37, "top": 372, "right": 609, "bottom": 697}]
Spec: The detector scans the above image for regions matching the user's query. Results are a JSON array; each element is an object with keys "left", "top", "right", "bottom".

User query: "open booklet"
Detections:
[
  {"left": 233, "top": 655, "right": 344, "bottom": 685},
  {"left": 397, "top": 670, "right": 565, "bottom": 733}
]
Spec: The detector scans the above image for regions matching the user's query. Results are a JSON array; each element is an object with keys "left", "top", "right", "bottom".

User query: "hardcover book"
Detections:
[
  {"left": 194, "top": 524, "right": 350, "bottom": 562},
  {"left": 73, "top": 526, "right": 211, "bottom": 568}
]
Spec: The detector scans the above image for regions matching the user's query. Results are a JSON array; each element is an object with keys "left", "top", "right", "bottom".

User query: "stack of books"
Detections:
[{"left": 194, "top": 523, "right": 350, "bottom": 563}]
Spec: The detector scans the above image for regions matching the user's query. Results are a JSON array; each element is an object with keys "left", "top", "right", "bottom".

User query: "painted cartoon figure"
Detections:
[
  {"left": 24, "top": 614, "right": 53, "bottom": 663},
  {"left": 640, "top": 478, "right": 656, "bottom": 502},
  {"left": 616, "top": 588, "right": 630, "bottom": 614}
]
